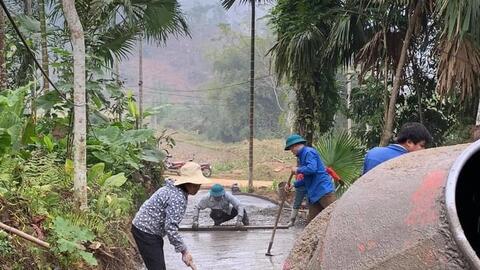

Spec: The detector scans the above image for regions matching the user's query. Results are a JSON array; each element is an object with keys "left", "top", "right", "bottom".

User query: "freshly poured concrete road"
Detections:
[{"left": 159, "top": 190, "right": 303, "bottom": 270}]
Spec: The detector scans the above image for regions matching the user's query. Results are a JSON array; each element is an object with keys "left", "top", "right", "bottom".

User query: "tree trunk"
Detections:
[
  {"left": 346, "top": 71, "right": 352, "bottom": 135},
  {"left": 39, "top": 0, "right": 49, "bottom": 91},
  {"left": 0, "top": 9, "right": 5, "bottom": 89},
  {"left": 24, "top": 0, "right": 32, "bottom": 15},
  {"left": 24, "top": 0, "right": 36, "bottom": 120},
  {"left": 295, "top": 85, "right": 315, "bottom": 145},
  {"left": 412, "top": 58, "right": 424, "bottom": 124},
  {"left": 138, "top": 32, "right": 143, "bottom": 129},
  {"left": 61, "top": 0, "right": 87, "bottom": 210},
  {"left": 379, "top": 1, "right": 423, "bottom": 146},
  {"left": 382, "top": 27, "right": 389, "bottom": 124},
  {"left": 248, "top": 0, "right": 255, "bottom": 193}
]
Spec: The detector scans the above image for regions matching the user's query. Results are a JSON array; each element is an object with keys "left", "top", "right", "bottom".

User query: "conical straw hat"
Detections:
[{"left": 173, "top": 162, "right": 212, "bottom": 186}]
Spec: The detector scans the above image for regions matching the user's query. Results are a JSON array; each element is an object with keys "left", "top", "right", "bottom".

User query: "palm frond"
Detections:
[
  {"left": 437, "top": 0, "right": 480, "bottom": 43},
  {"left": 354, "top": 29, "right": 404, "bottom": 80},
  {"left": 436, "top": 36, "right": 480, "bottom": 100},
  {"left": 270, "top": 24, "right": 324, "bottom": 81},
  {"left": 139, "top": 0, "right": 190, "bottom": 43},
  {"left": 94, "top": 24, "right": 139, "bottom": 66},
  {"left": 221, "top": 0, "right": 271, "bottom": 10},
  {"left": 327, "top": 14, "right": 352, "bottom": 65},
  {"left": 314, "top": 131, "right": 364, "bottom": 196}
]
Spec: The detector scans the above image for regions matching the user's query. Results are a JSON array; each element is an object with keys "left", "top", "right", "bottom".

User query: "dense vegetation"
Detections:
[
  {"left": 1, "top": 0, "right": 480, "bottom": 268},
  {"left": 0, "top": 0, "right": 181, "bottom": 268}
]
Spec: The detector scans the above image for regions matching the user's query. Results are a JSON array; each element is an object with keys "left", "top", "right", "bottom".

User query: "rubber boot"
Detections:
[
  {"left": 242, "top": 210, "right": 250, "bottom": 226},
  {"left": 287, "top": 209, "right": 299, "bottom": 227}
]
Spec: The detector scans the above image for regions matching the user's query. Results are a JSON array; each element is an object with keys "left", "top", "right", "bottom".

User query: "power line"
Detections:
[
  {"left": 145, "top": 102, "right": 230, "bottom": 107},
  {"left": 139, "top": 89, "right": 227, "bottom": 101},
  {"left": 124, "top": 75, "right": 271, "bottom": 93}
]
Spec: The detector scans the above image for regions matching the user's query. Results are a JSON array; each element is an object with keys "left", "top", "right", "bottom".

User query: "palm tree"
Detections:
[
  {"left": 221, "top": 0, "right": 267, "bottom": 193},
  {"left": 436, "top": 0, "right": 480, "bottom": 130},
  {"left": 61, "top": 0, "right": 88, "bottom": 210},
  {"left": 269, "top": 0, "right": 342, "bottom": 143},
  {"left": 52, "top": 0, "right": 189, "bottom": 67},
  {"left": 84, "top": 0, "right": 189, "bottom": 65},
  {"left": 86, "top": 0, "right": 189, "bottom": 128}
]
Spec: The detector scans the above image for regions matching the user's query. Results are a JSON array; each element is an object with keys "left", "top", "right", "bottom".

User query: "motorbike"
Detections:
[{"left": 163, "top": 154, "right": 212, "bottom": 177}]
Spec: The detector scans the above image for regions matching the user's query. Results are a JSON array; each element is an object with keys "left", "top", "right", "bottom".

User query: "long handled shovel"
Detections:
[{"left": 265, "top": 172, "right": 294, "bottom": 256}]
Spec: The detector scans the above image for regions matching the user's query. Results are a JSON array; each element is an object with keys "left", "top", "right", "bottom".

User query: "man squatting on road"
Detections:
[{"left": 192, "top": 184, "right": 249, "bottom": 229}]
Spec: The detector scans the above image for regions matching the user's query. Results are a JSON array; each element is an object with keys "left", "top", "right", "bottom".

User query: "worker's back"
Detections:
[{"left": 363, "top": 144, "right": 408, "bottom": 174}]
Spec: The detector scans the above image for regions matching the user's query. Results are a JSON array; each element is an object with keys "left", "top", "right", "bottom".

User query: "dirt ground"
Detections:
[{"left": 166, "top": 132, "right": 296, "bottom": 181}]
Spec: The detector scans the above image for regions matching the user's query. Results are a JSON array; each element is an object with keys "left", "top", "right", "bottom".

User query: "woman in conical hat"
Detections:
[{"left": 131, "top": 162, "right": 211, "bottom": 270}]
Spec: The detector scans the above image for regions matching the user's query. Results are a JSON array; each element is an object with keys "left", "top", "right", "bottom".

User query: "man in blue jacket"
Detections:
[
  {"left": 285, "top": 134, "right": 336, "bottom": 224},
  {"left": 363, "top": 122, "right": 432, "bottom": 174}
]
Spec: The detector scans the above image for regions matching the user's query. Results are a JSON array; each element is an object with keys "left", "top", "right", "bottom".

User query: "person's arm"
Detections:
[
  {"left": 165, "top": 196, "right": 187, "bottom": 253},
  {"left": 226, "top": 193, "right": 244, "bottom": 222},
  {"left": 192, "top": 196, "right": 208, "bottom": 223},
  {"left": 297, "top": 152, "right": 318, "bottom": 175},
  {"left": 293, "top": 179, "right": 305, "bottom": 188},
  {"left": 362, "top": 152, "right": 371, "bottom": 175}
]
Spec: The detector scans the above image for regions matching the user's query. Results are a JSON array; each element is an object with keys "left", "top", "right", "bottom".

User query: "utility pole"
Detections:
[
  {"left": 138, "top": 32, "right": 143, "bottom": 129},
  {"left": 248, "top": 0, "right": 255, "bottom": 193}
]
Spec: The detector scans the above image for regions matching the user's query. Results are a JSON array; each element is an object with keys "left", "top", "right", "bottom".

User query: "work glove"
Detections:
[
  {"left": 235, "top": 219, "right": 243, "bottom": 227},
  {"left": 192, "top": 221, "right": 199, "bottom": 230},
  {"left": 182, "top": 250, "right": 194, "bottom": 268}
]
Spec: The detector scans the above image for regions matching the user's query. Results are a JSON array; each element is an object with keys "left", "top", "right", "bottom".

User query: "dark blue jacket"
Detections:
[
  {"left": 363, "top": 144, "right": 408, "bottom": 174},
  {"left": 296, "top": 146, "right": 334, "bottom": 204}
]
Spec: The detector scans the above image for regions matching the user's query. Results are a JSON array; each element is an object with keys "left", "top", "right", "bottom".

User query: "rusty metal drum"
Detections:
[{"left": 284, "top": 143, "right": 480, "bottom": 270}]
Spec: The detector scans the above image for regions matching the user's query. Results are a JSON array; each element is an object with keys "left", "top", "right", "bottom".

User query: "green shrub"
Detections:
[{"left": 50, "top": 217, "right": 98, "bottom": 267}]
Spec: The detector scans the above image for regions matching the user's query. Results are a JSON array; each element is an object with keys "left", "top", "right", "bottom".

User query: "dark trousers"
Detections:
[
  {"left": 307, "top": 192, "right": 336, "bottom": 224},
  {"left": 131, "top": 225, "right": 166, "bottom": 270},
  {"left": 210, "top": 208, "right": 249, "bottom": 225}
]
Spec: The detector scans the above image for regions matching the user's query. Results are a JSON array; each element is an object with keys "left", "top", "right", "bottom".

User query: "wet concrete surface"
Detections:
[
  {"left": 142, "top": 190, "right": 305, "bottom": 270},
  {"left": 164, "top": 227, "right": 302, "bottom": 270},
  {"left": 181, "top": 190, "right": 282, "bottom": 227}
]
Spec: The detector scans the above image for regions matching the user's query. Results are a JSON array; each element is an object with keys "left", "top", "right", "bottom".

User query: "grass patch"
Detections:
[{"left": 170, "top": 131, "right": 296, "bottom": 181}]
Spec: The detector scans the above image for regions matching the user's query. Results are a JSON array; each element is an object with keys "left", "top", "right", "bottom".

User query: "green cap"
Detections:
[
  {"left": 284, "top": 134, "right": 307, "bottom": 150},
  {"left": 210, "top": 184, "right": 225, "bottom": 197}
]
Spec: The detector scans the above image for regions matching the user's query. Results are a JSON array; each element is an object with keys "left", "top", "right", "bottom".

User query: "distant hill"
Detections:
[{"left": 119, "top": 0, "right": 272, "bottom": 105}]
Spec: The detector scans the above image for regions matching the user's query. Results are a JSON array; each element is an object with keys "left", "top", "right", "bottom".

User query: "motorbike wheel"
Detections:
[{"left": 202, "top": 168, "right": 212, "bottom": 178}]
